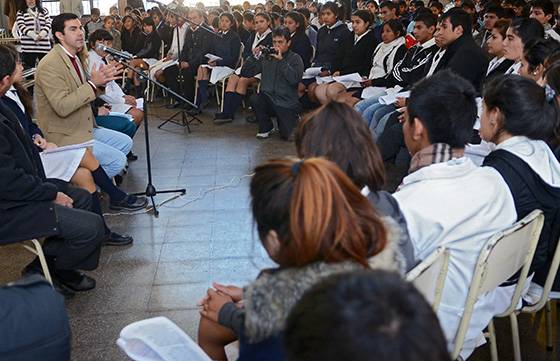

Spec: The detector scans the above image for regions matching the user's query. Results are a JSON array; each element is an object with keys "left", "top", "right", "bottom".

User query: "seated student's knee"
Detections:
[{"left": 64, "top": 186, "right": 93, "bottom": 210}]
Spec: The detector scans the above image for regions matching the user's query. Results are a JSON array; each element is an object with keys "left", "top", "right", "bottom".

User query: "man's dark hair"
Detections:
[
  {"left": 88, "top": 29, "right": 114, "bottom": 49},
  {"left": 485, "top": 4, "right": 505, "bottom": 18},
  {"left": 52, "top": 13, "right": 80, "bottom": 44},
  {"left": 510, "top": 17, "right": 545, "bottom": 45},
  {"left": 285, "top": 270, "right": 450, "bottom": 361},
  {"left": 414, "top": 11, "right": 437, "bottom": 28},
  {"left": 407, "top": 70, "right": 477, "bottom": 148},
  {"left": 272, "top": 26, "right": 292, "bottom": 42},
  {"left": 440, "top": 8, "right": 473, "bottom": 35},
  {"left": 379, "top": 1, "right": 398, "bottom": 11},
  {"left": 0, "top": 45, "right": 17, "bottom": 80},
  {"left": 530, "top": 0, "right": 555, "bottom": 15}
]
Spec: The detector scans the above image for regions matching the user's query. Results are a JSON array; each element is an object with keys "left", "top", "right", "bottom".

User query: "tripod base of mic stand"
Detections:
[
  {"left": 132, "top": 184, "right": 186, "bottom": 217},
  {"left": 158, "top": 107, "right": 203, "bottom": 131}
]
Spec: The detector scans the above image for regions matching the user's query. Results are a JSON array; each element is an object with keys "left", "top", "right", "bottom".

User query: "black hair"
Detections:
[
  {"left": 220, "top": 12, "right": 238, "bottom": 32},
  {"left": 509, "top": 17, "right": 545, "bottom": 46},
  {"left": 484, "top": 74, "right": 558, "bottom": 141},
  {"left": 429, "top": 1, "right": 444, "bottom": 12},
  {"left": 414, "top": 11, "right": 437, "bottom": 28},
  {"left": 524, "top": 38, "right": 560, "bottom": 73},
  {"left": 18, "top": 0, "right": 44, "bottom": 12},
  {"left": 485, "top": 4, "right": 505, "bottom": 17},
  {"left": 0, "top": 45, "right": 17, "bottom": 81},
  {"left": 366, "top": 0, "right": 379, "bottom": 9},
  {"left": 270, "top": 12, "right": 284, "bottom": 24},
  {"left": 413, "top": 0, "right": 426, "bottom": 8},
  {"left": 285, "top": 270, "right": 450, "bottom": 361},
  {"left": 272, "top": 26, "right": 292, "bottom": 42},
  {"left": 440, "top": 8, "right": 473, "bottom": 36},
  {"left": 383, "top": 19, "right": 405, "bottom": 38},
  {"left": 407, "top": 70, "right": 477, "bottom": 148},
  {"left": 379, "top": 1, "right": 398, "bottom": 12},
  {"left": 243, "top": 11, "right": 255, "bottom": 21},
  {"left": 256, "top": 11, "right": 272, "bottom": 23},
  {"left": 142, "top": 16, "right": 155, "bottom": 27},
  {"left": 352, "top": 9, "right": 373, "bottom": 26},
  {"left": 88, "top": 29, "right": 114, "bottom": 49},
  {"left": 461, "top": 0, "right": 476, "bottom": 11},
  {"left": 322, "top": 1, "right": 344, "bottom": 19},
  {"left": 272, "top": 4, "right": 283, "bottom": 12},
  {"left": 52, "top": 13, "right": 80, "bottom": 44},
  {"left": 286, "top": 11, "right": 307, "bottom": 33},
  {"left": 530, "top": 0, "right": 555, "bottom": 16},
  {"left": 295, "top": 7, "right": 311, "bottom": 20}
]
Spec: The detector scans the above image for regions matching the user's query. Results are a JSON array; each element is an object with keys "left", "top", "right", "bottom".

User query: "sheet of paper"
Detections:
[
  {"left": 361, "top": 86, "right": 387, "bottom": 99},
  {"left": 302, "top": 67, "right": 322, "bottom": 79},
  {"left": 209, "top": 66, "right": 235, "bottom": 84},
  {"left": 332, "top": 73, "right": 363, "bottom": 83},
  {"left": 378, "top": 91, "right": 411, "bottom": 105},
  {"left": 205, "top": 53, "right": 223, "bottom": 62},
  {"left": 136, "top": 98, "right": 144, "bottom": 111},
  {"left": 40, "top": 148, "right": 85, "bottom": 181},
  {"left": 315, "top": 76, "right": 333, "bottom": 84},
  {"left": 117, "top": 317, "right": 212, "bottom": 361},
  {"left": 234, "top": 66, "right": 242, "bottom": 75},
  {"left": 42, "top": 140, "right": 94, "bottom": 154}
]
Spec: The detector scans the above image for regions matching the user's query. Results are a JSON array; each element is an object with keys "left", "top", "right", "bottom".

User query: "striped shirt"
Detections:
[{"left": 16, "top": 7, "right": 52, "bottom": 54}]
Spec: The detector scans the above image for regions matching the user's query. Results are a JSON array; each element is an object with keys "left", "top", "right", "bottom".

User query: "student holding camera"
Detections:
[{"left": 243, "top": 27, "right": 304, "bottom": 140}]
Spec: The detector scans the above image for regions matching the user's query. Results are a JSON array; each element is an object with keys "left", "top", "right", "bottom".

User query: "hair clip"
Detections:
[
  {"left": 291, "top": 160, "right": 304, "bottom": 176},
  {"left": 545, "top": 84, "right": 556, "bottom": 103}
]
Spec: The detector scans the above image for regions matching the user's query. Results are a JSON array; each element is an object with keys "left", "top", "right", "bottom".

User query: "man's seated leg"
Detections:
[
  {"left": 274, "top": 105, "right": 299, "bottom": 141},
  {"left": 95, "top": 114, "right": 138, "bottom": 139},
  {"left": 253, "top": 94, "right": 275, "bottom": 138},
  {"left": 377, "top": 113, "right": 405, "bottom": 163},
  {"left": 0, "top": 275, "right": 71, "bottom": 361},
  {"left": 43, "top": 204, "right": 105, "bottom": 292}
]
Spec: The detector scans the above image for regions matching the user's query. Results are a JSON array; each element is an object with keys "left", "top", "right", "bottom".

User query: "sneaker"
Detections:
[
  {"left": 104, "top": 232, "right": 134, "bottom": 246},
  {"left": 55, "top": 271, "right": 96, "bottom": 292},
  {"left": 109, "top": 195, "right": 148, "bottom": 211},
  {"left": 256, "top": 130, "right": 272, "bottom": 139}
]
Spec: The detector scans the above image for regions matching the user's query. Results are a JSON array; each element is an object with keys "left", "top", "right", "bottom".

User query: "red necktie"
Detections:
[{"left": 68, "top": 55, "right": 84, "bottom": 84}]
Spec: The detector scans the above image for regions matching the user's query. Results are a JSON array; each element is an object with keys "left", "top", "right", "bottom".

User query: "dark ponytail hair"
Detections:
[
  {"left": 285, "top": 11, "right": 306, "bottom": 34},
  {"left": 483, "top": 74, "right": 558, "bottom": 142},
  {"left": 523, "top": 38, "right": 560, "bottom": 74},
  {"left": 509, "top": 18, "right": 545, "bottom": 47}
]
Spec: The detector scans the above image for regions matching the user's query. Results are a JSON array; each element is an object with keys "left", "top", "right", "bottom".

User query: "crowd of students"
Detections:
[{"left": 2, "top": 0, "right": 560, "bottom": 360}]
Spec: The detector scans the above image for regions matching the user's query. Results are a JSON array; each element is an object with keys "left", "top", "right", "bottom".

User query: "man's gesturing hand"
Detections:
[{"left": 90, "top": 63, "right": 123, "bottom": 87}]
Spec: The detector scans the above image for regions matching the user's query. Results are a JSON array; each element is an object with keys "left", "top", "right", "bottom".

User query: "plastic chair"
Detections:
[
  {"left": 514, "top": 233, "right": 560, "bottom": 355},
  {"left": 21, "top": 239, "right": 53, "bottom": 285},
  {"left": 451, "top": 210, "right": 544, "bottom": 361},
  {"left": 406, "top": 247, "right": 450, "bottom": 312}
]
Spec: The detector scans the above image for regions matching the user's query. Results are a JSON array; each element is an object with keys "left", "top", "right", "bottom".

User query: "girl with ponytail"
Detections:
[{"left": 197, "top": 157, "right": 399, "bottom": 361}]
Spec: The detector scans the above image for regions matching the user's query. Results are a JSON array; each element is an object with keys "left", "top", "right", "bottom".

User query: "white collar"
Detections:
[
  {"left": 354, "top": 29, "right": 371, "bottom": 44},
  {"left": 401, "top": 156, "right": 475, "bottom": 187},
  {"left": 256, "top": 28, "right": 272, "bottom": 39},
  {"left": 327, "top": 20, "right": 343, "bottom": 30},
  {"left": 5, "top": 86, "right": 25, "bottom": 114},
  {"left": 60, "top": 44, "right": 78, "bottom": 58},
  {"left": 420, "top": 37, "right": 436, "bottom": 49}
]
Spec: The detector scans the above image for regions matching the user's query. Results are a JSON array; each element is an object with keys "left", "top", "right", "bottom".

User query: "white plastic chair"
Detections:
[
  {"left": 21, "top": 239, "right": 53, "bottom": 285},
  {"left": 515, "top": 233, "right": 560, "bottom": 355},
  {"left": 406, "top": 247, "right": 449, "bottom": 312},
  {"left": 451, "top": 210, "right": 544, "bottom": 360}
]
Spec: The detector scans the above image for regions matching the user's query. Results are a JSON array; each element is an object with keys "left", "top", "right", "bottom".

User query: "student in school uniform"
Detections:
[
  {"left": 303, "top": 1, "right": 353, "bottom": 104},
  {"left": 213, "top": 12, "right": 273, "bottom": 123},
  {"left": 284, "top": 11, "right": 313, "bottom": 69},
  {"left": 128, "top": 17, "right": 162, "bottom": 97},
  {"left": 295, "top": 8, "right": 318, "bottom": 48},
  {"left": 518, "top": 38, "right": 559, "bottom": 82},
  {"left": 503, "top": 17, "right": 545, "bottom": 76},
  {"left": 194, "top": 13, "right": 242, "bottom": 111},
  {"left": 313, "top": 10, "right": 377, "bottom": 104},
  {"left": 484, "top": 19, "right": 515, "bottom": 82},
  {"left": 393, "top": 71, "right": 517, "bottom": 359}
]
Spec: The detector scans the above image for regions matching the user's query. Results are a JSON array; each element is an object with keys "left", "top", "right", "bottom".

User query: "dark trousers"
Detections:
[
  {"left": 21, "top": 52, "right": 46, "bottom": 69},
  {"left": 252, "top": 93, "right": 299, "bottom": 139},
  {"left": 0, "top": 275, "right": 70, "bottom": 361},
  {"left": 163, "top": 64, "right": 197, "bottom": 103},
  {"left": 43, "top": 187, "right": 104, "bottom": 271},
  {"left": 377, "top": 113, "right": 407, "bottom": 163}
]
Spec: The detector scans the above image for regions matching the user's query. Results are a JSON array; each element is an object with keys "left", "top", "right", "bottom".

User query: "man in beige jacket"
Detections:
[{"left": 36, "top": 12, "right": 133, "bottom": 179}]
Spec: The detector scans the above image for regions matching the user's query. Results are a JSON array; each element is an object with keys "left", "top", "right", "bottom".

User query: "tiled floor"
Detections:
[{"left": 0, "top": 101, "right": 558, "bottom": 360}]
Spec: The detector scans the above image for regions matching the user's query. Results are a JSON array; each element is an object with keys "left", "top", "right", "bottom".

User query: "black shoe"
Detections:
[
  {"left": 109, "top": 195, "right": 148, "bottom": 211},
  {"left": 114, "top": 174, "right": 123, "bottom": 186},
  {"left": 55, "top": 271, "right": 96, "bottom": 292},
  {"left": 104, "top": 232, "right": 134, "bottom": 246},
  {"left": 246, "top": 115, "right": 257, "bottom": 123},
  {"left": 214, "top": 113, "right": 233, "bottom": 124},
  {"left": 126, "top": 152, "right": 138, "bottom": 161}
]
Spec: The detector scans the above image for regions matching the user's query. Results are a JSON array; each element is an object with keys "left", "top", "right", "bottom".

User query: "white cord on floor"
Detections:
[{"left": 102, "top": 173, "right": 254, "bottom": 217}]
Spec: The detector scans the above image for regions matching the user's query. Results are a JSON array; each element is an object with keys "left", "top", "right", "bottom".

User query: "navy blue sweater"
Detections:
[
  {"left": 313, "top": 22, "right": 353, "bottom": 72},
  {"left": 211, "top": 30, "right": 242, "bottom": 68},
  {"left": 289, "top": 31, "right": 313, "bottom": 69}
]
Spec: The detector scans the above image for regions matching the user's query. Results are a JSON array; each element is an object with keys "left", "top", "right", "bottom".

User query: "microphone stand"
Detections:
[
  {"left": 148, "top": 0, "right": 221, "bottom": 129},
  {"left": 116, "top": 57, "right": 187, "bottom": 216}
]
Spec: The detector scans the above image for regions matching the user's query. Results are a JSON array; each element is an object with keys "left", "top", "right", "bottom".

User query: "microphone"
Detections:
[{"left": 96, "top": 44, "right": 134, "bottom": 60}]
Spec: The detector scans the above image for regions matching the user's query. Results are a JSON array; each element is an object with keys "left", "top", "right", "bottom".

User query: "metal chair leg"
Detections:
[
  {"left": 488, "top": 319, "right": 499, "bottom": 361},
  {"left": 546, "top": 300, "right": 554, "bottom": 351},
  {"left": 510, "top": 313, "right": 522, "bottom": 361},
  {"left": 22, "top": 239, "right": 53, "bottom": 286}
]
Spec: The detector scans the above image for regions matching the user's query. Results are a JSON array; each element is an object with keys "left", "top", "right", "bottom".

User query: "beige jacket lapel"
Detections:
[{"left": 54, "top": 44, "right": 83, "bottom": 88}]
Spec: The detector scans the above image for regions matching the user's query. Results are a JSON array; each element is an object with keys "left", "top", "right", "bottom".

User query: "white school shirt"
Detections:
[
  {"left": 5, "top": 86, "right": 26, "bottom": 114},
  {"left": 252, "top": 28, "right": 272, "bottom": 50},
  {"left": 393, "top": 156, "right": 516, "bottom": 359},
  {"left": 486, "top": 56, "right": 506, "bottom": 75},
  {"left": 505, "top": 61, "right": 521, "bottom": 75}
]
